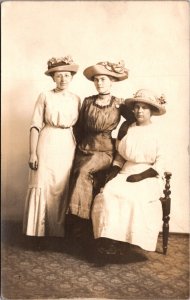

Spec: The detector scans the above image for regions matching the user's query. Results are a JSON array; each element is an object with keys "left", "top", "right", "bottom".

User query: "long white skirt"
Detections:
[
  {"left": 91, "top": 162, "right": 163, "bottom": 251},
  {"left": 23, "top": 126, "right": 76, "bottom": 236}
]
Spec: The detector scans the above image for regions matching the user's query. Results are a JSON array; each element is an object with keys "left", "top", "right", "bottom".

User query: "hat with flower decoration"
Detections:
[
  {"left": 125, "top": 89, "right": 166, "bottom": 116},
  {"left": 83, "top": 60, "right": 129, "bottom": 81},
  {"left": 45, "top": 55, "right": 79, "bottom": 76}
]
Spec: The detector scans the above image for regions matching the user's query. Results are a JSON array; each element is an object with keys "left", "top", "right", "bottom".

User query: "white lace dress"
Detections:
[
  {"left": 23, "top": 90, "right": 81, "bottom": 236},
  {"left": 92, "top": 122, "right": 165, "bottom": 251}
]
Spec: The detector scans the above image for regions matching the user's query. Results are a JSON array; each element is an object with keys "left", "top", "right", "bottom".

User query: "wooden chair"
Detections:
[
  {"left": 160, "top": 171, "right": 172, "bottom": 254},
  {"left": 93, "top": 170, "right": 172, "bottom": 255}
]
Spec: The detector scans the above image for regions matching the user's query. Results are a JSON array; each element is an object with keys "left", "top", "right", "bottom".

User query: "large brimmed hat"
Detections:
[
  {"left": 45, "top": 55, "right": 79, "bottom": 76},
  {"left": 83, "top": 60, "right": 128, "bottom": 81},
  {"left": 125, "top": 89, "right": 166, "bottom": 116}
]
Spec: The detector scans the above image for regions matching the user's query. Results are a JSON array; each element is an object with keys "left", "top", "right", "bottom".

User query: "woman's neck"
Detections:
[
  {"left": 136, "top": 120, "right": 152, "bottom": 126},
  {"left": 54, "top": 87, "right": 68, "bottom": 93},
  {"left": 98, "top": 92, "right": 111, "bottom": 99}
]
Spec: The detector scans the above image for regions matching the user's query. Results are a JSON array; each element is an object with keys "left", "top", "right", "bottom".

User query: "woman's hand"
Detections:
[
  {"left": 28, "top": 154, "right": 38, "bottom": 170},
  {"left": 126, "top": 174, "right": 143, "bottom": 182},
  {"left": 126, "top": 168, "right": 158, "bottom": 182},
  {"left": 29, "top": 127, "right": 40, "bottom": 170}
]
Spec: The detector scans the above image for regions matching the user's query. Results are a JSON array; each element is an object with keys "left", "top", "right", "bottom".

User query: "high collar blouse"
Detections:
[{"left": 30, "top": 90, "right": 81, "bottom": 131}]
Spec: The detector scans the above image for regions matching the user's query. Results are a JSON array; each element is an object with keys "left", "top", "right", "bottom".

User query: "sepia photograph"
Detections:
[{"left": 1, "top": 1, "right": 189, "bottom": 299}]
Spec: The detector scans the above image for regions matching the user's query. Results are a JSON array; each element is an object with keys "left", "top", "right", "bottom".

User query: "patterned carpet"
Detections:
[{"left": 1, "top": 221, "right": 189, "bottom": 300}]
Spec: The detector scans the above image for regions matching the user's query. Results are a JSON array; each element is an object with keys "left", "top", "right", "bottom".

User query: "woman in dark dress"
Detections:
[{"left": 68, "top": 61, "right": 134, "bottom": 228}]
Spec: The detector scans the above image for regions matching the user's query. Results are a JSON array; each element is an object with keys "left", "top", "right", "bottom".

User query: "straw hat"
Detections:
[
  {"left": 45, "top": 55, "right": 79, "bottom": 76},
  {"left": 125, "top": 89, "right": 166, "bottom": 116},
  {"left": 83, "top": 60, "right": 129, "bottom": 81}
]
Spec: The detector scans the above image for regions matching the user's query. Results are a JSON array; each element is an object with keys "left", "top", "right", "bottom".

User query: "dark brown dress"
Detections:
[{"left": 69, "top": 94, "right": 134, "bottom": 219}]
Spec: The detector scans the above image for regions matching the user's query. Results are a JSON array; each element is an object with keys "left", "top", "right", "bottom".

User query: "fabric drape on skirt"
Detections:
[
  {"left": 92, "top": 162, "right": 163, "bottom": 251},
  {"left": 23, "top": 126, "right": 76, "bottom": 236},
  {"left": 69, "top": 149, "right": 113, "bottom": 219}
]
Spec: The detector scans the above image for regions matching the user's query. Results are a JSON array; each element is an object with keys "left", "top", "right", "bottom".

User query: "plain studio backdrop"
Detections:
[{"left": 1, "top": 1, "right": 189, "bottom": 233}]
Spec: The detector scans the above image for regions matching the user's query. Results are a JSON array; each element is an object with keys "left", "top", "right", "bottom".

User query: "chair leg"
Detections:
[
  {"left": 161, "top": 172, "right": 172, "bottom": 255},
  {"left": 162, "top": 215, "right": 170, "bottom": 255}
]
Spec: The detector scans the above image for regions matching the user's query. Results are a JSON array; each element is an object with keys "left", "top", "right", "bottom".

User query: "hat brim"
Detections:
[
  {"left": 83, "top": 65, "right": 128, "bottom": 81},
  {"left": 45, "top": 65, "right": 79, "bottom": 76},
  {"left": 124, "top": 98, "right": 166, "bottom": 116}
]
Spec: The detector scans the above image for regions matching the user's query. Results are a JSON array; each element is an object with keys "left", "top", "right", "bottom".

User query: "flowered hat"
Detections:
[
  {"left": 45, "top": 55, "right": 79, "bottom": 76},
  {"left": 83, "top": 60, "right": 129, "bottom": 81},
  {"left": 125, "top": 89, "right": 166, "bottom": 116}
]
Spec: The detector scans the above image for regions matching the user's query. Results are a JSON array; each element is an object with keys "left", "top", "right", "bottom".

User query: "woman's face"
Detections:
[
  {"left": 93, "top": 75, "right": 112, "bottom": 94},
  {"left": 53, "top": 71, "right": 73, "bottom": 90},
  {"left": 133, "top": 102, "right": 152, "bottom": 125}
]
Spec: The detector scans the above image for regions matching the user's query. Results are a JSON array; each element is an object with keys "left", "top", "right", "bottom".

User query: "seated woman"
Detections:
[{"left": 91, "top": 89, "right": 167, "bottom": 252}]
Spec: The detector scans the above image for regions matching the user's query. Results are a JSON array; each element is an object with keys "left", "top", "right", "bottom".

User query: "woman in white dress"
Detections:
[
  {"left": 91, "top": 89, "right": 167, "bottom": 251},
  {"left": 23, "top": 56, "right": 81, "bottom": 237}
]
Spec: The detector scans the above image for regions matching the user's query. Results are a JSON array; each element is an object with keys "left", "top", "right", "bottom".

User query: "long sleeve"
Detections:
[
  {"left": 117, "top": 120, "right": 132, "bottom": 141},
  {"left": 112, "top": 120, "right": 130, "bottom": 168},
  {"left": 73, "top": 98, "right": 87, "bottom": 144},
  {"left": 113, "top": 151, "right": 126, "bottom": 169},
  {"left": 120, "top": 102, "right": 136, "bottom": 124}
]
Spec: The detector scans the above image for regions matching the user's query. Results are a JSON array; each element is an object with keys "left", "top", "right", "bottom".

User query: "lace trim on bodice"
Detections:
[{"left": 93, "top": 95, "right": 115, "bottom": 109}]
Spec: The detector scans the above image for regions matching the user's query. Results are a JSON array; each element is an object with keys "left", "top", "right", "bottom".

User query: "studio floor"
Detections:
[{"left": 1, "top": 221, "right": 189, "bottom": 300}]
